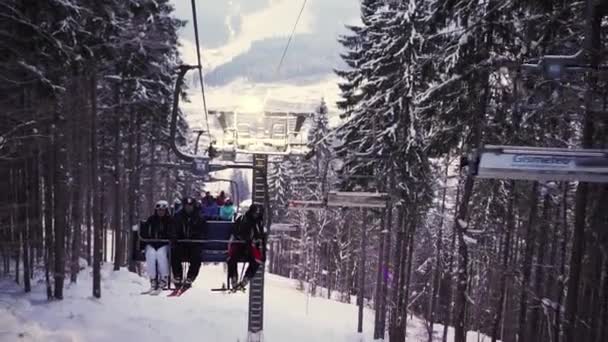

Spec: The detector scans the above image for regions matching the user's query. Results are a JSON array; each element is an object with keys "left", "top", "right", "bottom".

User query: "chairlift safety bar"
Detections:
[{"left": 138, "top": 237, "right": 247, "bottom": 245}]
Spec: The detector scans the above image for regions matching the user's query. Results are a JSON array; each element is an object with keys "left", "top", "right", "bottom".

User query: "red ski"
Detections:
[
  {"left": 167, "top": 287, "right": 182, "bottom": 297},
  {"left": 176, "top": 286, "right": 191, "bottom": 296},
  {"left": 167, "top": 285, "right": 191, "bottom": 297}
]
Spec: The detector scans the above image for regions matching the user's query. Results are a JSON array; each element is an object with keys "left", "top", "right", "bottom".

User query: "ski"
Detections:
[
  {"left": 175, "top": 286, "right": 191, "bottom": 296},
  {"left": 167, "top": 287, "right": 182, "bottom": 297},
  {"left": 149, "top": 289, "right": 163, "bottom": 296},
  {"left": 167, "top": 285, "right": 192, "bottom": 297},
  {"left": 211, "top": 287, "right": 246, "bottom": 293},
  {"left": 142, "top": 287, "right": 168, "bottom": 295}
]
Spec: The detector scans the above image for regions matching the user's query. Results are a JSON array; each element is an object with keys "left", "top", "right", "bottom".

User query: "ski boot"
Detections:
[
  {"left": 229, "top": 276, "right": 238, "bottom": 290},
  {"left": 158, "top": 276, "right": 169, "bottom": 290},
  {"left": 141, "top": 278, "right": 158, "bottom": 295},
  {"left": 182, "top": 278, "right": 193, "bottom": 289},
  {"left": 232, "top": 278, "right": 249, "bottom": 292}
]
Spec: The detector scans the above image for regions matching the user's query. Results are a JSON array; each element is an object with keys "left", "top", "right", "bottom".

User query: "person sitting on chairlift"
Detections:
[
  {"left": 140, "top": 200, "right": 172, "bottom": 293},
  {"left": 202, "top": 191, "right": 215, "bottom": 206},
  {"left": 171, "top": 197, "right": 207, "bottom": 289},
  {"left": 219, "top": 198, "right": 236, "bottom": 221},
  {"left": 202, "top": 199, "right": 220, "bottom": 220},
  {"left": 216, "top": 190, "right": 227, "bottom": 206},
  {"left": 227, "top": 203, "right": 265, "bottom": 291}
]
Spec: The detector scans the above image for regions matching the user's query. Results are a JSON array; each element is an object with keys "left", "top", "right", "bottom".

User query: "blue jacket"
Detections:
[{"left": 202, "top": 203, "right": 220, "bottom": 219}]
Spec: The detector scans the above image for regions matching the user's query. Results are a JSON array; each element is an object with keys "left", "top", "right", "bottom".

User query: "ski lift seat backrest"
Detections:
[{"left": 201, "top": 221, "right": 248, "bottom": 263}]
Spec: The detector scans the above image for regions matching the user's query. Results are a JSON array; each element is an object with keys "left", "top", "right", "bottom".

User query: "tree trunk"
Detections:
[
  {"left": 43, "top": 132, "right": 55, "bottom": 299},
  {"left": 443, "top": 179, "right": 462, "bottom": 342},
  {"left": 379, "top": 194, "right": 393, "bottom": 336},
  {"left": 528, "top": 189, "right": 550, "bottom": 342},
  {"left": 11, "top": 166, "right": 20, "bottom": 286},
  {"left": 374, "top": 209, "right": 386, "bottom": 339},
  {"left": 126, "top": 110, "right": 136, "bottom": 272},
  {"left": 517, "top": 183, "right": 539, "bottom": 342},
  {"left": 563, "top": 2, "right": 599, "bottom": 340},
  {"left": 70, "top": 78, "right": 83, "bottom": 283},
  {"left": 147, "top": 139, "right": 157, "bottom": 212},
  {"left": 20, "top": 162, "right": 31, "bottom": 293},
  {"left": 403, "top": 201, "right": 418, "bottom": 339},
  {"left": 554, "top": 183, "right": 570, "bottom": 341},
  {"left": 86, "top": 182, "right": 92, "bottom": 266},
  {"left": 545, "top": 186, "right": 562, "bottom": 342},
  {"left": 429, "top": 161, "right": 449, "bottom": 342},
  {"left": 112, "top": 109, "right": 123, "bottom": 271},
  {"left": 492, "top": 182, "right": 515, "bottom": 342},
  {"left": 91, "top": 73, "right": 102, "bottom": 298},
  {"left": 586, "top": 185, "right": 608, "bottom": 342},
  {"left": 453, "top": 171, "right": 474, "bottom": 342},
  {"left": 598, "top": 261, "right": 608, "bottom": 342},
  {"left": 357, "top": 209, "right": 367, "bottom": 333},
  {"left": 53, "top": 109, "right": 69, "bottom": 300},
  {"left": 389, "top": 207, "right": 406, "bottom": 342}
]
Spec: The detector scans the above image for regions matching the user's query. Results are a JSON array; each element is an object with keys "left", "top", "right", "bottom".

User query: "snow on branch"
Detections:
[{"left": 415, "top": 74, "right": 462, "bottom": 105}]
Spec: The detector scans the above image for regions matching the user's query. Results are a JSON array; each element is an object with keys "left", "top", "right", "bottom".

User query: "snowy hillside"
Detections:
[{"left": 0, "top": 265, "right": 491, "bottom": 342}]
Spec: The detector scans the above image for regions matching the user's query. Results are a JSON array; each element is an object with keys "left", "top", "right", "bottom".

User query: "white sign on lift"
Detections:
[
  {"left": 287, "top": 200, "right": 325, "bottom": 211},
  {"left": 270, "top": 223, "right": 298, "bottom": 232},
  {"left": 192, "top": 158, "right": 209, "bottom": 176},
  {"left": 473, "top": 145, "right": 608, "bottom": 183},
  {"left": 326, "top": 191, "right": 389, "bottom": 208}
]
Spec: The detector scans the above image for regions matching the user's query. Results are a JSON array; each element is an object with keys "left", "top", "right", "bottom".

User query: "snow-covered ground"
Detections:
[{"left": 0, "top": 264, "right": 491, "bottom": 342}]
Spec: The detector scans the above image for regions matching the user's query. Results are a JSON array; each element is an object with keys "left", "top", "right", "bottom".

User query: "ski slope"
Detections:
[{"left": 0, "top": 264, "right": 491, "bottom": 342}]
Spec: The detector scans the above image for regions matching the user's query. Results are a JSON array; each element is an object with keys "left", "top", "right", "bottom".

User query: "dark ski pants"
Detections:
[
  {"left": 172, "top": 243, "right": 202, "bottom": 281},
  {"left": 227, "top": 242, "right": 263, "bottom": 280}
]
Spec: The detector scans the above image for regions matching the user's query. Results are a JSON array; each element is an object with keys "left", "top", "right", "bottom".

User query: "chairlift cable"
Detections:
[
  {"left": 275, "top": 0, "right": 308, "bottom": 76},
  {"left": 235, "top": 0, "right": 309, "bottom": 150},
  {"left": 276, "top": 0, "right": 308, "bottom": 142},
  {"left": 190, "top": 0, "right": 212, "bottom": 142}
]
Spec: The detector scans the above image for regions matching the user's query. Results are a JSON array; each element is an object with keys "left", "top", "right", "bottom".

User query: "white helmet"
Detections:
[{"left": 155, "top": 200, "right": 169, "bottom": 210}]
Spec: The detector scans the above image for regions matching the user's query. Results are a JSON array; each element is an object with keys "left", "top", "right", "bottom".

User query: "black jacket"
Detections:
[
  {"left": 173, "top": 209, "right": 207, "bottom": 241},
  {"left": 140, "top": 214, "right": 172, "bottom": 249},
  {"left": 232, "top": 213, "right": 263, "bottom": 242}
]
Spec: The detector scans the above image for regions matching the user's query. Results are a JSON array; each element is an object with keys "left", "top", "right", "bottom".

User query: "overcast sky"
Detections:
[
  {"left": 169, "top": 0, "right": 360, "bottom": 85},
  {"left": 167, "top": 0, "right": 361, "bottom": 139}
]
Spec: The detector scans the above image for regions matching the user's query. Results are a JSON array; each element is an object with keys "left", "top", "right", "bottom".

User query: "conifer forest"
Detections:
[{"left": 1, "top": 1, "right": 608, "bottom": 342}]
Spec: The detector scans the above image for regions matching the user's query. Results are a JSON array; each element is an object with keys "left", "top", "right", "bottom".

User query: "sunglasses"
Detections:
[{"left": 155, "top": 204, "right": 168, "bottom": 210}]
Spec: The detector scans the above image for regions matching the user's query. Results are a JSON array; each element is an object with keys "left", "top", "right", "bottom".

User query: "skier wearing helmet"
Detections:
[
  {"left": 140, "top": 200, "right": 172, "bottom": 294},
  {"left": 171, "top": 197, "right": 207, "bottom": 290},
  {"left": 227, "top": 203, "right": 265, "bottom": 290}
]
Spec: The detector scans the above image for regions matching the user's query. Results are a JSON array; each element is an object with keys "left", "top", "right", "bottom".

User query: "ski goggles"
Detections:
[{"left": 155, "top": 202, "right": 169, "bottom": 210}]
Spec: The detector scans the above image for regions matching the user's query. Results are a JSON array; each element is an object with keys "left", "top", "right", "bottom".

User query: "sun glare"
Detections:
[{"left": 237, "top": 96, "right": 264, "bottom": 113}]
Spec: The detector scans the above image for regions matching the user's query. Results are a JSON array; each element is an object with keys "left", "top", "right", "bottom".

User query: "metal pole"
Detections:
[
  {"left": 169, "top": 65, "right": 198, "bottom": 162},
  {"left": 185, "top": 130, "right": 205, "bottom": 196}
]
